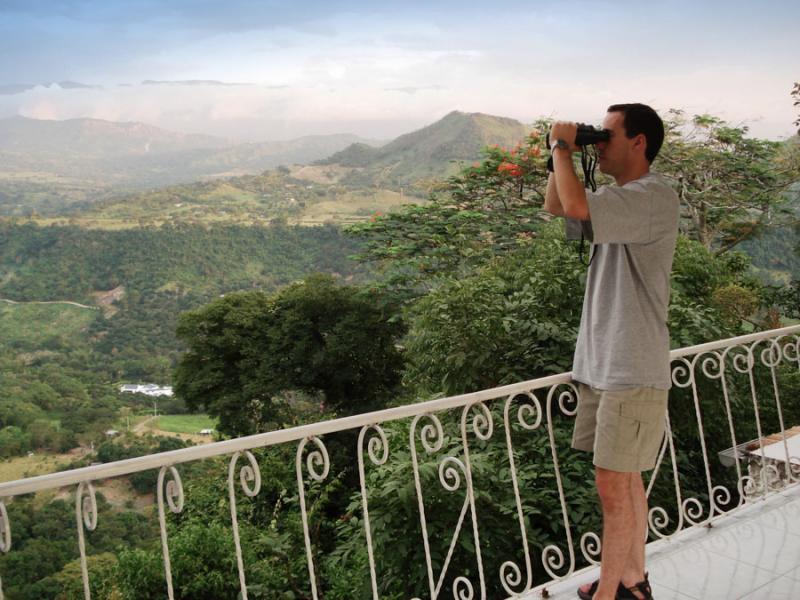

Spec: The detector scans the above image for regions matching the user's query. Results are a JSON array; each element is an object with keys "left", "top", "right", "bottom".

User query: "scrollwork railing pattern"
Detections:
[
  {"left": 75, "top": 481, "right": 98, "bottom": 600},
  {"left": 229, "top": 451, "right": 261, "bottom": 600},
  {"left": 296, "top": 436, "right": 330, "bottom": 600},
  {"left": 357, "top": 424, "right": 389, "bottom": 600},
  {"left": 157, "top": 465, "right": 184, "bottom": 600},
  {"left": 0, "top": 327, "right": 798, "bottom": 599}
]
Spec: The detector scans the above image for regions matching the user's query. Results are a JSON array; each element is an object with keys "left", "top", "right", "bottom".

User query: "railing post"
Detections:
[
  {"left": 296, "top": 436, "right": 330, "bottom": 600},
  {"left": 357, "top": 424, "right": 389, "bottom": 600},
  {"left": 75, "top": 481, "right": 98, "bottom": 600},
  {"left": 0, "top": 500, "right": 10, "bottom": 600},
  {"left": 228, "top": 451, "right": 261, "bottom": 600},
  {"left": 157, "top": 465, "right": 184, "bottom": 600}
]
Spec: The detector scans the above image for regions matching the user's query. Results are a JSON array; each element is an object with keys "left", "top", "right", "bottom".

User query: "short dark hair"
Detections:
[{"left": 607, "top": 103, "right": 664, "bottom": 164}]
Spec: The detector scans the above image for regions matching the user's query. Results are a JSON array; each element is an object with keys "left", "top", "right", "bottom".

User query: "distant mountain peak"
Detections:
[{"left": 315, "top": 110, "right": 530, "bottom": 189}]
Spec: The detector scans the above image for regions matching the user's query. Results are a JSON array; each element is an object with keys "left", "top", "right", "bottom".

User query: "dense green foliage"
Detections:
[
  {"left": 346, "top": 126, "right": 550, "bottom": 300},
  {"left": 174, "top": 274, "right": 406, "bottom": 435},
  {"left": 0, "top": 221, "right": 365, "bottom": 381},
  {"left": 0, "top": 221, "right": 366, "bottom": 455},
  {"left": 656, "top": 110, "right": 799, "bottom": 254},
  {"left": 0, "top": 495, "right": 155, "bottom": 600},
  {"left": 0, "top": 222, "right": 363, "bottom": 303}
]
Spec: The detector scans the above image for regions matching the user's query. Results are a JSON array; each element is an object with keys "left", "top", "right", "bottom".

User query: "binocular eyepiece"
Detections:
[{"left": 545, "top": 124, "right": 610, "bottom": 149}]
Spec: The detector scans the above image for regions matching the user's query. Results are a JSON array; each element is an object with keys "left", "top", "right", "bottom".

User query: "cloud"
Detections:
[
  {"left": 57, "top": 80, "right": 100, "bottom": 90},
  {"left": 0, "top": 81, "right": 100, "bottom": 95},
  {"left": 141, "top": 80, "right": 253, "bottom": 87},
  {"left": 0, "top": 84, "right": 34, "bottom": 95},
  {"left": 384, "top": 85, "right": 446, "bottom": 95}
]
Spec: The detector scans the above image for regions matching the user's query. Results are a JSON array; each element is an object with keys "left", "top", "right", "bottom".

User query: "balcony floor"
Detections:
[{"left": 529, "top": 483, "right": 800, "bottom": 600}]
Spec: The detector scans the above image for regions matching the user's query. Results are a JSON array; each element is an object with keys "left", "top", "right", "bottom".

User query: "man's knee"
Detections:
[{"left": 595, "top": 467, "right": 634, "bottom": 511}]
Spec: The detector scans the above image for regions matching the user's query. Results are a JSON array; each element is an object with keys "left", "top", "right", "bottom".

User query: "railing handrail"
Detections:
[{"left": 2, "top": 324, "right": 798, "bottom": 498}]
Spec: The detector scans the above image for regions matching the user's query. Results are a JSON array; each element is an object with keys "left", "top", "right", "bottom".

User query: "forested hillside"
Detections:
[{"left": 0, "top": 222, "right": 366, "bottom": 378}]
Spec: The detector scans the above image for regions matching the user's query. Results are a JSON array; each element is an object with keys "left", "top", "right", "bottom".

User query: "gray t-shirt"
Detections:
[{"left": 565, "top": 171, "right": 680, "bottom": 390}]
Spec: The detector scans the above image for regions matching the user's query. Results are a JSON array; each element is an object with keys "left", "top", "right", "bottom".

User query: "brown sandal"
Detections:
[
  {"left": 576, "top": 573, "right": 652, "bottom": 600},
  {"left": 576, "top": 579, "right": 627, "bottom": 600},
  {"left": 617, "top": 574, "right": 653, "bottom": 600}
]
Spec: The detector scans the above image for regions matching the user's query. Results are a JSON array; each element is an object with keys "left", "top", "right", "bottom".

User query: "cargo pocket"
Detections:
[
  {"left": 617, "top": 399, "right": 666, "bottom": 461},
  {"left": 612, "top": 412, "right": 642, "bottom": 456}
]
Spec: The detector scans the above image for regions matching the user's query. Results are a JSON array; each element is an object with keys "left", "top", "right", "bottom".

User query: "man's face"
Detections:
[{"left": 596, "top": 111, "right": 643, "bottom": 176}]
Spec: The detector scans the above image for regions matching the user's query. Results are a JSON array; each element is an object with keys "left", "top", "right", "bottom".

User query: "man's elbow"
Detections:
[
  {"left": 563, "top": 200, "right": 590, "bottom": 221},
  {"left": 543, "top": 204, "right": 565, "bottom": 217}
]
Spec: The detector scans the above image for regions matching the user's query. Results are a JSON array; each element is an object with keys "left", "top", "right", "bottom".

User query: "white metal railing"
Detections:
[{"left": 2, "top": 325, "right": 800, "bottom": 599}]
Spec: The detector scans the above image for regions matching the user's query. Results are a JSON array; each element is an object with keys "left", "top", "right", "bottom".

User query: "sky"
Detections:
[{"left": 1, "top": 0, "right": 798, "bottom": 142}]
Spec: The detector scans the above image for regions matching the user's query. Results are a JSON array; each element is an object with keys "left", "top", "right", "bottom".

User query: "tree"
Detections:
[
  {"left": 174, "top": 274, "right": 405, "bottom": 436},
  {"left": 52, "top": 553, "right": 120, "bottom": 600},
  {"left": 0, "top": 399, "right": 44, "bottom": 429},
  {"left": 28, "top": 419, "right": 61, "bottom": 450},
  {"left": 793, "top": 81, "right": 800, "bottom": 133},
  {"left": 345, "top": 125, "right": 551, "bottom": 301},
  {"left": 402, "top": 223, "right": 584, "bottom": 396},
  {"left": 656, "top": 110, "right": 800, "bottom": 254},
  {"left": 0, "top": 426, "right": 30, "bottom": 457}
]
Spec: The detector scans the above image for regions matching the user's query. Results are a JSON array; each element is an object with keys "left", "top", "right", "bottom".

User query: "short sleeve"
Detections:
[
  {"left": 586, "top": 181, "right": 653, "bottom": 244},
  {"left": 565, "top": 218, "right": 593, "bottom": 242}
]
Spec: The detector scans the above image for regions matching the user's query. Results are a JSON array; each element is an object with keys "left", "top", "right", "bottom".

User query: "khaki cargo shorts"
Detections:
[{"left": 571, "top": 382, "right": 668, "bottom": 473}]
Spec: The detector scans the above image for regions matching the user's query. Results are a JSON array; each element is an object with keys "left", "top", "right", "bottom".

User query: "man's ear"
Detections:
[{"left": 634, "top": 133, "right": 647, "bottom": 155}]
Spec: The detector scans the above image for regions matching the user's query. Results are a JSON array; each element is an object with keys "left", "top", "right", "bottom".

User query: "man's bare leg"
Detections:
[
  {"left": 578, "top": 467, "right": 637, "bottom": 599},
  {"left": 621, "top": 473, "right": 648, "bottom": 588}
]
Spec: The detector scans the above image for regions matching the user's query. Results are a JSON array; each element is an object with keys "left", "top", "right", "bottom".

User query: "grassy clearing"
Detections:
[
  {"left": 297, "top": 189, "right": 422, "bottom": 225},
  {"left": 0, "top": 453, "right": 70, "bottom": 483},
  {"left": 153, "top": 414, "right": 216, "bottom": 434}
]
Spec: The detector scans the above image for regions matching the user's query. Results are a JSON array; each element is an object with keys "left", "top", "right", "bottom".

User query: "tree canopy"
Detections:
[{"left": 174, "top": 273, "right": 405, "bottom": 436}]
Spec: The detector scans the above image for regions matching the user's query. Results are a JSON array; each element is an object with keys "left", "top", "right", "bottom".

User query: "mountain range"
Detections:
[
  {"left": 0, "top": 111, "right": 534, "bottom": 217},
  {"left": 316, "top": 111, "right": 530, "bottom": 189},
  {"left": 0, "top": 116, "right": 382, "bottom": 214}
]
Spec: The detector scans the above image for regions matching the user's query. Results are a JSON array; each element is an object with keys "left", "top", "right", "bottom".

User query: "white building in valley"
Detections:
[{"left": 118, "top": 383, "right": 173, "bottom": 397}]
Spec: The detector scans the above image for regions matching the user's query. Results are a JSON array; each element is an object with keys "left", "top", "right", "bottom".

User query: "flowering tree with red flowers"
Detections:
[
  {"left": 793, "top": 81, "right": 800, "bottom": 133},
  {"left": 346, "top": 121, "right": 553, "bottom": 300}
]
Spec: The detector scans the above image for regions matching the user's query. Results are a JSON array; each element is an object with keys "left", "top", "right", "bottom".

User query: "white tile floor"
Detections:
[{"left": 523, "top": 484, "right": 800, "bottom": 600}]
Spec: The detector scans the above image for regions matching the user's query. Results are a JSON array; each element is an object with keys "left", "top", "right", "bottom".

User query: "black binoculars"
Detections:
[{"left": 545, "top": 124, "right": 610, "bottom": 149}]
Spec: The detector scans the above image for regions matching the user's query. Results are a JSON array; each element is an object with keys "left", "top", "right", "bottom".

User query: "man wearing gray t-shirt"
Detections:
[{"left": 543, "top": 104, "right": 679, "bottom": 600}]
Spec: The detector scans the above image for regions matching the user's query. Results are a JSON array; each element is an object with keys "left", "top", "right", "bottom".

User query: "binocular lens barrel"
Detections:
[{"left": 545, "top": 124, "right": 610, "bottom": 149}]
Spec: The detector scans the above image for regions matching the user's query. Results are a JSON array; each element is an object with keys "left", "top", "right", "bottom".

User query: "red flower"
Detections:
[{"left": 497, "top": 162, "right": 523, "bottom": 177}]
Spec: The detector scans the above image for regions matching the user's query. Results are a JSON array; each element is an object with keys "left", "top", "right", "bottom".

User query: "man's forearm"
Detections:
[
  {"left": 543, "top": 174, "right": 565, "bottom": 216},
  {"left": 553, "top": 152, "right": 589, "bottom": 220}
]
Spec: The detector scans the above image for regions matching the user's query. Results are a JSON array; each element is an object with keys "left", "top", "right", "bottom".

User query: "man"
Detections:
[{"left": 543, "top": 104, "right": 679, "bottom": 600}]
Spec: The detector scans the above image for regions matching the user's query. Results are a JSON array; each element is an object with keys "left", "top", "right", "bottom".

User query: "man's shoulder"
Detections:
[
  {"left": 632, "top": 171, "right": 677, "bottom": 195},
  {"left": 605, "top": 172, "right": 679, "bottom": 207}
]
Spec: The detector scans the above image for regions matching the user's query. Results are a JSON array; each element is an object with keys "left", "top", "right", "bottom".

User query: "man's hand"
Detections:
[
  {"left": 550, "top": 121, "right": 580, "bottom": 152},
  {"left": 549, "top": 121, "right": 589, "bottom": 220}
]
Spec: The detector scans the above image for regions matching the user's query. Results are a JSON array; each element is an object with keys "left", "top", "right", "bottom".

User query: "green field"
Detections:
[{"left": 153, "top": 414, "right": 217, "bottom": 434}]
